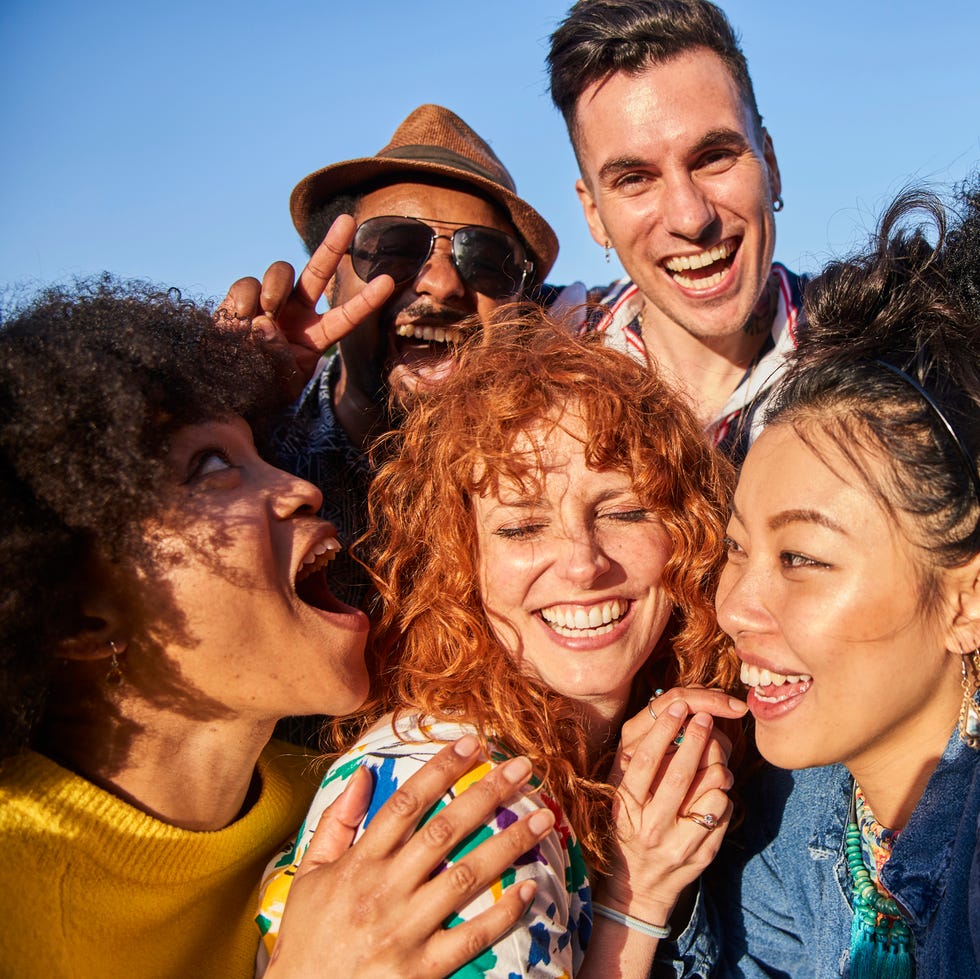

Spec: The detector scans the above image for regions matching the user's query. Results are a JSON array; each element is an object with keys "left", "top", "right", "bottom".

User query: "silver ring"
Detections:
[
  {"left": 647, "top": 697, "right": 658, "bottom": 720},
  {"left": 684, "top": 811, "right": 720, "bottom": 831}
]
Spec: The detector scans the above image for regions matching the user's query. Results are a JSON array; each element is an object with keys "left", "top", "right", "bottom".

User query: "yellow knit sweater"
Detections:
[{"left": 0, "top": 741, "right": 318, "bottom": 978}]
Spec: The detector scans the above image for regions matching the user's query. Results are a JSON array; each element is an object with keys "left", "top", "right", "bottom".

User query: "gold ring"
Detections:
[{"left": 683, "top": 811, "right": 720, "bottom": 831}]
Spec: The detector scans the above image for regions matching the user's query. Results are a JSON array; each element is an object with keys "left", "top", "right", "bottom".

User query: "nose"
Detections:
[
  {"left": 266, "top": 462, "right": 324, "bottom": 519},
  {"left": 556, "top": 530, "right": 612, "bottom": 587},
  {"left": 715, "top": 558, "right": 769, "bottom": 640},
  {"left": 413, "top": 234, "right": 467, "bottom": 301},
  {"left": 661, "top": 171, "right": 717, "bottom": 241}
]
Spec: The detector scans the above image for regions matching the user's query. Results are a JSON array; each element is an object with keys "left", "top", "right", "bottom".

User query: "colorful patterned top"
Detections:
[{"left": 255, "top": 716, "right": 592, "bottom": 978}]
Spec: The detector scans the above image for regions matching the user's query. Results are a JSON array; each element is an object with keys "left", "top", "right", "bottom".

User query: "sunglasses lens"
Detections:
[
  {"left": 350, "top": 218, "right": 433, "bottom": 283},
  {"left": 453, "top": 227, "right": 528, "bottom": 299}
]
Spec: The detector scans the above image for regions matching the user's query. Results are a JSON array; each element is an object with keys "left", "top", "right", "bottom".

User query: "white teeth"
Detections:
[
  {"left": 740, "top": 662, "right": 813, "bottom": 688},
  {"left": 296, "top": 537, "right": 341, "bottom": 582},
  {"left": 395, "top": 324, "right": 463, "bottom": 343},
  {"left": 664, "top": 241, "right": 734, "bottom": 273},
  {"left": 671, "top": 269, "right": 727, "bottom": 291},
  {"left": 540, "top": 600, "right": 625, "bottom": 637}
]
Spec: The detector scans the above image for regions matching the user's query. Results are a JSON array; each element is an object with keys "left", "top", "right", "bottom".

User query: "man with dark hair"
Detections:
[
  {"left": 238, "top": 104, "right": 557, "bottom": 607},
  {"left": 548, "top": 0, "right": 804, "bottom": 464}
]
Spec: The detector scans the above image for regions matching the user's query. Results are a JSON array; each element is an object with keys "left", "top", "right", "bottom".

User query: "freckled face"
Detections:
[
  {"left": 473, "top": 414, "right": 673, "bottom": 723},
  {"left": 715, "top": 423, "right": 962, "bottom": 774},
  {"left": 573, "top": 48, "right": 780, "bottom": 345}
]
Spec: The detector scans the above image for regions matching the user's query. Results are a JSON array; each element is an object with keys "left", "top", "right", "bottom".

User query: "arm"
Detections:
[{"left": 263, "top": 735, "right": 556, "bottom": 979}]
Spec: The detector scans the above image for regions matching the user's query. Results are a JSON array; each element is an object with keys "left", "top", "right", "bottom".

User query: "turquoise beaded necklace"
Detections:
[{"left": 845, "top": 785, "right": 914, "bottom": 977}]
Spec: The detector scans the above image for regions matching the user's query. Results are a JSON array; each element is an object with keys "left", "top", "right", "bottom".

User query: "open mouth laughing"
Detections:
[
  {"left": 294, "top": 533, "right": 346, "bottom": 611},
  {"left": 664, "top": 238, "right": 737, "bottom": 292}
]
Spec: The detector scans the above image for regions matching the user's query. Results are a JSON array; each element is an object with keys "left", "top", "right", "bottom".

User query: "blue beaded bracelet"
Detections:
[{"left": 592, "top": 902, "right": 671, "bottom": 939}]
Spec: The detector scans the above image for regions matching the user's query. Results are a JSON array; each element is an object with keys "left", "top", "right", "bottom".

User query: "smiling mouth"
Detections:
[
  {"left": 539, "top": 599, "right": 627, "bottom": 637},
  {"left": 664, "top": 238, "right": 737, "bottom": 291},
  {"left": 740, "top": 661, "right": 813, "bottom": 703}
]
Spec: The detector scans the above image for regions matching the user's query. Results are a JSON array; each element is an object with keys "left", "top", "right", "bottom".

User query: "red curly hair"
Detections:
[{"left": 347, "top": 307, "right": 737, "bottom": 869}]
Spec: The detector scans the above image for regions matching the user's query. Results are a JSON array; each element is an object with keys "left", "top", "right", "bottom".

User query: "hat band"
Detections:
[{"left": 376, "top": 144, "right": 516, "bottom": 193}]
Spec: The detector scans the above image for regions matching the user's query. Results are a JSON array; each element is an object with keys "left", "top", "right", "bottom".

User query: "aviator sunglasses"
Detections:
[{"left": 348, "top": 215, "right": 533, "bottom": 299}]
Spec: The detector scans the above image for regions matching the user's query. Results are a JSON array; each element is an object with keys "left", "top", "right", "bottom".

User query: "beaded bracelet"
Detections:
[{"left": 592, "top": 902, "right": 671, "bottom": 940}]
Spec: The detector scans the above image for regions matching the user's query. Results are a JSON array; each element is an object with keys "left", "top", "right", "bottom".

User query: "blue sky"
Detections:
[{"left": 2, "top": 1, "right": 978, "bottom": 306}]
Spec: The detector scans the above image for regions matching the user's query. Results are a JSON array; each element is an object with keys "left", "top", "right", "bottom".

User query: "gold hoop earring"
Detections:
[
  {"left": 959, "top": 649, "right": 980, "bottom": 749},
  {"left": 106, "top": 640, "right": 124, "bottom": 687}
]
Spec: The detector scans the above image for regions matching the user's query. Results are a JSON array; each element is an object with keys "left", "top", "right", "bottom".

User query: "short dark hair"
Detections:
[
  {"left": 767, "top": 180, "right": 980, "bottom": 604},
  {"left": 548, "top": 0, "right": 763, "bottom": 150},
  {"left": 0, "top": 277, "right": 288, "bottom": 755}
]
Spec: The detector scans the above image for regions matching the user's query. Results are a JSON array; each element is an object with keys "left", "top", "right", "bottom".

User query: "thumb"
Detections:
[{"left": 295, "top": 765, "right": 373, "bottom": 877}]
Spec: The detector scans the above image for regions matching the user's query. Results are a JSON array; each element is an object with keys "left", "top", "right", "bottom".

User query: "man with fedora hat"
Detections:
[{"left": 229, "top": 103, "right": 557, "bottom": 607}]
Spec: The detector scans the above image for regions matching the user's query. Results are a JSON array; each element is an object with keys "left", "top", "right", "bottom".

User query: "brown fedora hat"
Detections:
[{"left": 289, "top": 104, "right": 558, "bottom": 283}]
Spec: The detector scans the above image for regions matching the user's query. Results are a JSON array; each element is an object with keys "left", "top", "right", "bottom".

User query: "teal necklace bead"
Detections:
[{"left": 845, "top": 787, "right": 914, "bottom": 978}]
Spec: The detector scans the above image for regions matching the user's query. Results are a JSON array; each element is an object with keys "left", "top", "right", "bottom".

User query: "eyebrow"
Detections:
[
  {"left": 597, "top": 156, "right": 651, "bottom": 184},
  {"left": 597, "top": 128, "right": 751, "bottom": 186},
  {"left": 690, "top": 128, "right": 751, "bottom": 155},
  {"left": 730, "top": 502, "right": 848, "bottom": 535}
]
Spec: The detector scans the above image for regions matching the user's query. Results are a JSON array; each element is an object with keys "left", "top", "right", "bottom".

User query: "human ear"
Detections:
[
  {"left": 761, "top": 128, "right": 782, "bottom": 207},
  {"left": 55, "top": 567, "right": 130, "bottom": 664},
  {"left": 575, "top": 178, "right": 610, "bottom": 249},
  {"left": 944, "top": 551, "right": 980, "bottom": 654}
]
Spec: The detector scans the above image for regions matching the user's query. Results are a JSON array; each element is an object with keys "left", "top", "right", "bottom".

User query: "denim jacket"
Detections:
[{"left": 663, "top": 725, "right": 980, "bottom": 977}]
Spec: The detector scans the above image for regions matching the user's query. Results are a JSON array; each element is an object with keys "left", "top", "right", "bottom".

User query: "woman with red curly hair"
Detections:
[{"left": 258, "top": 309, "right": 745, "bottom": 977}]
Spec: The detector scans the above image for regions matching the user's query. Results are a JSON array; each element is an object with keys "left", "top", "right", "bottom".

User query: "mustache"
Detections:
[{"left": 387, "top": 301, "right": 469, "bottom": 327}]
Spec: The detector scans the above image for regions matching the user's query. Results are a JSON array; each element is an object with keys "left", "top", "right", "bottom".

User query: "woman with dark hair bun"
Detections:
[
  {"left": 0, "top": 272, "right": 558, "bottom": 979},
  {"left": 703, "top": 181, "right": 980, "bottom": 977}
]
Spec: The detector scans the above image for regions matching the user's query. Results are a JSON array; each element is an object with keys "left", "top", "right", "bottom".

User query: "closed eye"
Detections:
[
  {"left": 603, "top": 508, "right": 650, "bottom": 523},
  {"left": 494, "top": 523, "right": 546, "bottom": 541}
]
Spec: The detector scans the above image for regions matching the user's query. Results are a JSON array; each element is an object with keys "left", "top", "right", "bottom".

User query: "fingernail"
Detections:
[
  {"left": 729, "top": 697, "right": 749, "bottom": 713},
  {"left": 692, "top": 712, "right": 713, "bottom": 729},
  {"left": 454, "top": 734, "right": 479, "bottom": 757},
  {"left": 527, "top": 809, "right": 555, "bottom": 834},
  {"left": 517, "top": 880, "right": 537, "bottom": 905},
  {"left": 667, "top": 700, "right": 687, "bottom": 718},
  {"left": 501, "top": 756, "right": 533, "bottom": 784}
]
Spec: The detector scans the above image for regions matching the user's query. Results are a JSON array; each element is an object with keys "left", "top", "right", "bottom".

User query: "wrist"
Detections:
[
  {"left": 592, "top": 883, "right": 677, "bottom": 930},
  {"left": 592, "top": 902, "right": 670, "bottom": 940}
]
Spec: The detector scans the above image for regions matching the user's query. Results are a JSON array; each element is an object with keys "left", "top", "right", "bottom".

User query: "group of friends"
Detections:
[{"left": 2, "top": 1, "right": 980, "bottom": 977}]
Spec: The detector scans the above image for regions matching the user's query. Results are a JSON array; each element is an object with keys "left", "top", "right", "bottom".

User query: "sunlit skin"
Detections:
[
  {"left": 329, "top": 182, "right": 518, "bottom": 444},
  {"left": 572, "top": 49, "right": 781, "bottom": 419},
  {"left": 146, "top": 417, "right": 371, "bottom": 720},
  {"left": 716, "top": 422, "right": 972, "bottom": 828},
  {"left": 473, "top": 413, "right": 674, "bottom": 754},
  {"left": 47, "top": 416, "right": 371, "bottom": 830}
]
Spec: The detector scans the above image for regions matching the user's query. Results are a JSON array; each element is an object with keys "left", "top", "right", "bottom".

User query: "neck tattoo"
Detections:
[{"left": 742, "top": 272, "right": 779, "bottom": 337}]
